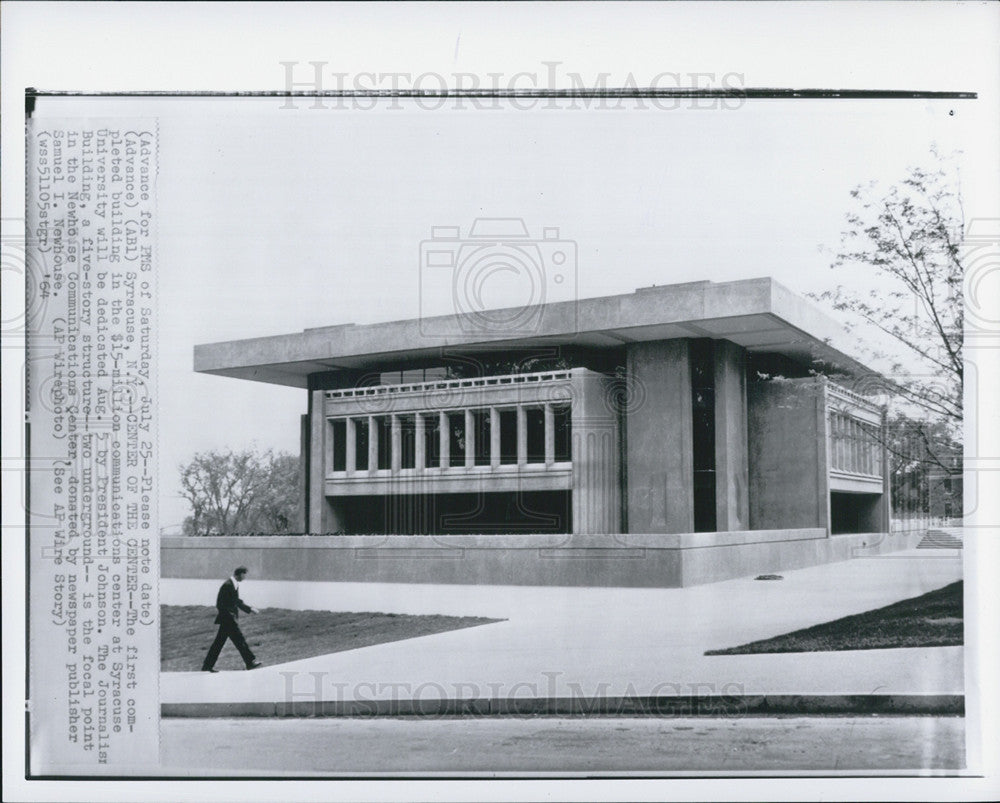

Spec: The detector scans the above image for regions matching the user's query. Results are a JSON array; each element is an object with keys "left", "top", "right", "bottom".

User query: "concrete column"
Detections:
[
  {"left": 748, "top": 377, "right": 829, "bottom": 531},
  {"left": 323, "top": 419, "right": 334, "bottom": 475},
  {"left": 713, "top": 339, "right": 749, "bottom": 532},
  {"left": 308, "top": 389, "right": 347, "bottom": 534},
  {"left": 625, "top": 340, "right": 693, "bottom": 534},
  {"left": 862, "top": 426, "right": 870, "bottom": 474},
  {"left": 298, "top": 413, "right": 309, "bottom": 532},
  {"left": 856, "top": 423, "right": 864, "bottom": 473},
  {"left": 817, "top": 381, "right": 832, "bottom": 533},
  {"left": 831, "top": 414, "right": 840, "bottom": 470},
  {"left": 859, "top": 422, "right": 865, "bottom": 473},
  {"left": 569, "top": 370, "right": 621, "bottom": 535},
  {"left": 490, "top": 407, "right": 501, "bottom": 468},
  {"left": 414, "top": 413, "right": 425, "bottom": 470},
  {"left": 880, "top": 407, "right": 891, "bottom": 532},
  {"left": 368, "top": 415, "right": 378, "bottom": 474},
  {"left": 465, "top": 409, "right": 475, "bottom": 468},
  {"left": 439, "top": 411, "right": 449, "bottom": 468},
  {"left": 391, "top": 415, "right": 402, "bottom": 472},
  {"left": 308, "top": 390, "right": 326, "bottom": 532},
  {"left": 846, "top": 419, "right": 854, "bottom": 472},
  {"left": 841, "top": 416, "right": 848, "bottom": 471},
  {"left": 345, "top": 418, "right": 356, "bottom": 474},
  {"left": 544, "top": 404, "right": 555, "bottom": 466},
  {"left": 516, "top": 406, "right": 527, "bottom": 467}
]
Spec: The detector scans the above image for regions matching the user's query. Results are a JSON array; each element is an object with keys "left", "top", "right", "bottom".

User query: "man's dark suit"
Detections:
[{"left": 201, "top": 578, "right": 257, "bottom": 670}]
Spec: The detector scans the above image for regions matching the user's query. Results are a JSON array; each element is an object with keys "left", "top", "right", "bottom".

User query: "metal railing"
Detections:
[{"left": 826, "top": 380, "right": 884, "bottom": 414}]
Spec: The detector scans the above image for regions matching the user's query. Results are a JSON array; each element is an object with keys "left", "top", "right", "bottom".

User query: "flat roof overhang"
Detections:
[{"left": 193, "top": 277, "right": 877, "bottom": 388}]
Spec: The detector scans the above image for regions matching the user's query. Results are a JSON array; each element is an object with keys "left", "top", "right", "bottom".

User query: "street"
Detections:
[{"left": 159, "top": 715, "right": 964, "bottom": 774}]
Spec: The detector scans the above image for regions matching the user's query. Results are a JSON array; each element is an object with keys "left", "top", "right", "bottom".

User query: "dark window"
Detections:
[
  {"left": 692, "top": 388, "right": 715, "bottom": 472},
  {"left": 338, "top": 490, "right": 572, "bottom": 535},
  {"left": 331, "top": 419, "right": 346, "bottom": 472},
  {"left": 553, "top": 404, "right": 572, "bottom": 462},
  {"left": 693, "top": 473, "right": 716, "bottom": 534},
  {"left": 448, "top": 412, "right": 465, "bottom": 467},
  {"left": 526, "top": 407, "right": 545, "bottom": 463},
  {"left": 376, "top": 416, "right": 392, "bottom": 470},
  {"left": 499, "top": 409, "right": 518, "bottom": 464},
  {"left": 424, "top": 414, "right": 441, "bottom": 468},
  {"left": 354, "top": 418, "right": 369, "bottom": 471},
  {"left": 830, "top": 491, "right": 881, "bottom": 534},
  {"left": 690, "top": 339, "right": 717, "bottom": 532},
  {"left": 399, "top": 414, "right": 416, "bottom": 469},
  {"left": 472, "top": 409, "right": 491, "bottom": 466}
]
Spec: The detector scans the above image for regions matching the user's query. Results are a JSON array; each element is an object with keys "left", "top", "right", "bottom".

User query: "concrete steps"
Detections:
[{"left": 917, "top": 529, "right": 964, "bottom": 550}]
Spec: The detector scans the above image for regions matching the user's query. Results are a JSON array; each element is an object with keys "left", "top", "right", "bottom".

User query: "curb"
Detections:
[{"left": 162, "top": 694, "right": 964, "bottom": 718}]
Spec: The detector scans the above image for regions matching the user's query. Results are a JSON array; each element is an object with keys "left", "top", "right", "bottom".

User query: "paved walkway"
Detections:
[
  {"left": 160, "top": 549, "right": 963, "bottom": 708},
  {"left": 160, "top": 716, "right": 965, "bottom": 773}
]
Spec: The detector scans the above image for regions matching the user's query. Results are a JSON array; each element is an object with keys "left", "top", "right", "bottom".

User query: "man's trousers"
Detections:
[{"left": 202, "top": 616, "right": 257, "bottom": 669}]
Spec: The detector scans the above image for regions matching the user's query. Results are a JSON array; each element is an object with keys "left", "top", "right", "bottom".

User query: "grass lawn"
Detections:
[
  {"left": 161, "top": 605, "right": 503, "bottom": 672},
  {"left": 705, "top": 581, "right": 963, "bottom": 655}
]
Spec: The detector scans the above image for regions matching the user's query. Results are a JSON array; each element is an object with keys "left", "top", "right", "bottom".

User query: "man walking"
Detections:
[{"left": 201, "top": 566, "right": 263, "bottom": 672}]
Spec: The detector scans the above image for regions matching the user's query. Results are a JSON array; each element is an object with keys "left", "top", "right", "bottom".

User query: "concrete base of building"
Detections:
[{"left": 161, "top": 529, "right": 924, "bottom": 589}]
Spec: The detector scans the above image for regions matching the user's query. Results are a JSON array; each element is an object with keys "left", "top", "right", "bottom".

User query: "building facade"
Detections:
[{"left": 178, "top": 278, "right": 901, "bottom": 587}]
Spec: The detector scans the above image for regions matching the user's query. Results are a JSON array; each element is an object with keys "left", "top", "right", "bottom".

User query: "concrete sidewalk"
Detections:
[{"left": 160, "top": 549, "right": 963, "bottom": 716}]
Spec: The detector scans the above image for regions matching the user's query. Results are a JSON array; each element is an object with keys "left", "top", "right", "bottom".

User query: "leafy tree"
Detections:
[
  {"left": 814, "top": 157, "right": 964, "bottom": 490},
  {"left": 251, "top": 452, "right": 301, "bottom": 531},
  {"left": 179, "top": 448, "right": 301, "bottom": 535}
]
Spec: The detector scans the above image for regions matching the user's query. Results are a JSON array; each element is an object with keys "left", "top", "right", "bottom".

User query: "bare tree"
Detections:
[{"left": 815, "top": 156, "right": 964, "bottom": 478}]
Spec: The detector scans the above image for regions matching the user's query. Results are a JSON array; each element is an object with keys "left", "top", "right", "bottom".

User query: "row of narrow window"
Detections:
[
  {"left": 328, "top": 405, "right": 572, "bottom": 472},
  {"left": 829, "top": 412, "right": 883, "bottom": 477}
]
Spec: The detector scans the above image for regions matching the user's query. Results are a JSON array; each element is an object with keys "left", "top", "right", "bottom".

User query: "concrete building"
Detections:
[{"left": 171, "top": 278, "right": 904, "bottom": 587}]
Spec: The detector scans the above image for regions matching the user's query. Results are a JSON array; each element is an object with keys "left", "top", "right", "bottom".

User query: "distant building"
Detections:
[
  {"left": 928, "top": 451, "right": 963, "bottom": 523},
  {"left": 185, "top": 278, "right": 899, "bottom": 586}
]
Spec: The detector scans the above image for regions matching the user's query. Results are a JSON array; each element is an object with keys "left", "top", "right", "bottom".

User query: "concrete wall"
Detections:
[
  {"left": 747, "top": 377, "right": 830, "bottom": 531},
  {"left": 713, "top": 340, "right": 749, "bottom": 531},
  {"left": 161, "top": 528, "right": 920, "bottom": 589},
  {"left": 165, "top": 534, "right": 685, "bottom": 588},
  {"left": 677, "top": 530, "right": 894, "bottom": 586},
  {"left": 570, "top": 371, "right": 621, "bottom": 534},
  {"left": 626, "top": 340, "right": 693, "bottom": 533}
]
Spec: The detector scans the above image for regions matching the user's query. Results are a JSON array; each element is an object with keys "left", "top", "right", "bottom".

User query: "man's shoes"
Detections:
[
  {"left": 202, "top": 667, "right": 219, "bottom": 673},
  {"left": 247, "top": 660, "right": 263, "bottom": 670}
]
